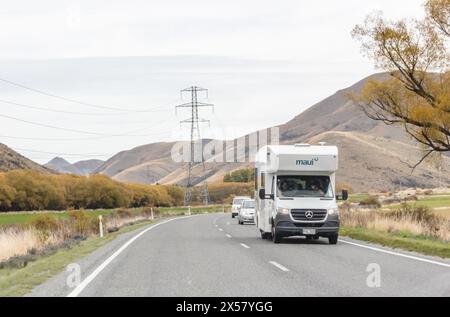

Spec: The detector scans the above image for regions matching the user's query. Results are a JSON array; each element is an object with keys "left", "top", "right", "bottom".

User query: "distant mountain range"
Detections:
[{"left": 44, "top": 157, "right": 104, "bottom": 176}]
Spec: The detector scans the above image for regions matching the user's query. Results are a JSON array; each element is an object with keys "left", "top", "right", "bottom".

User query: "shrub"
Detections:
[
  {"left": 29, "top": 214, "right": 63, "bottom": 243},
  {"left": 29, "top": 214, "right": 61, "bottom": 232},
  {"left": 223, "top": 168, "right": 255, "bottom": 183},
  {"left": 359, "top": 196, "right": 382, "bottom": 208},
  {"left": 68, "top": 210, "right": 94, "bottom": 237},
  {"left": 115, "top": 208, "right": 133, "bottom": 218},
  {"left": 385, "top": 204, "right": 442, "bottom": 237}
]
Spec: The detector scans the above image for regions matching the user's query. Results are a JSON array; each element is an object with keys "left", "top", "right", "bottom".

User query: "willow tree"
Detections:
[{"left": 352, "top": 0, "right": 450, "bottom": 169}]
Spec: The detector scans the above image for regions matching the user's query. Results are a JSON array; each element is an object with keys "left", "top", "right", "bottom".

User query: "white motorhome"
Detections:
[{"left": 254, "top": 144, "right": 348, "bottom": 244}]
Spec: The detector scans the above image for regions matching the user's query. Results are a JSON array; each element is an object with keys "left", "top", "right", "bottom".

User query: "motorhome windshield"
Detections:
[
  {"left": 242, "top": 201, "right": 255, "bottom": 209},
  {"left": 277, "top": 176, "right": 333, "bottom": 198}
]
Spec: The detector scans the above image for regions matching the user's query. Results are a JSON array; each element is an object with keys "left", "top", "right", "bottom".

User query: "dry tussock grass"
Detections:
[
  {"left": 341, "top": 204, "right": 450, "bottom": 242},
  {"left": 0, "top": 210, "right": 154, "bottom": 263}
]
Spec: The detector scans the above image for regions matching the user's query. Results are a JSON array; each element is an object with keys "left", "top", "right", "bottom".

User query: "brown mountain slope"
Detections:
[
  {"left": 0, "top": 143, "right": 52, "bottom": 173},
  {"left": 308, "top": 132, "right": 449, "bottom": 192},
  {"left": 279, "top": 73, "right": 407, "bottom": 143},
  {"left": 95, "top": 141, "right": 179, "bottom": 181}
]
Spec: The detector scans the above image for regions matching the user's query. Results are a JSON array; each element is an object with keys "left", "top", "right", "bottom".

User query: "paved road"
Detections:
[{"left": 30, "top": 213, "right": 450, "bottom": 297}]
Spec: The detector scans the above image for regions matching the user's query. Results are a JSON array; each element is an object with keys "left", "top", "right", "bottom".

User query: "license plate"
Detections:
[{"left": 303, "top": 229, "right": 316, "bottom": 235}]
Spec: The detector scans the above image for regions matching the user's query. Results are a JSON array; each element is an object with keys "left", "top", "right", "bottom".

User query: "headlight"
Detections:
[
  {"left": 277, "top": 208, "right": 290, "bottom": 215},
  {"left": 328, "top": 208, "right": 339, "bottom": 216}
]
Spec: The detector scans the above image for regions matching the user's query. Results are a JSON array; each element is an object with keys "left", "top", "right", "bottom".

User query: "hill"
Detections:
[
  {"left": 0, "top": 144, "right": 51, "bottom": 173},
  {"left": 45, "top": 157, "right": 104, "bottom": 175}
]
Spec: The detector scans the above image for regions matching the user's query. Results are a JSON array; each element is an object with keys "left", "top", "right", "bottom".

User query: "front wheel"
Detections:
[
  {"left": 272, "top": 225, "right": 281, "bottom": 244},
  {"left": 328, "top": 235, "right": 339, "bottom": 245}
]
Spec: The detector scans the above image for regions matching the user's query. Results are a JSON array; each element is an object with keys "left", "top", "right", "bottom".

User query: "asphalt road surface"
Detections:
[{"left": 29, "top": 213, "right": 450, "bottom": 297}]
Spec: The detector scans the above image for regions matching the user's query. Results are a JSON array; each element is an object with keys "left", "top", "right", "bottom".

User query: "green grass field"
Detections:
[
  {"left": 0, "top": 205, "right": 230, "bottom": 227},
  {"left": 386, "top": 195, "right": 450, "bottom": 210},
  {"left": 348, "top": 193, "right": 370, "bottom": 203}
]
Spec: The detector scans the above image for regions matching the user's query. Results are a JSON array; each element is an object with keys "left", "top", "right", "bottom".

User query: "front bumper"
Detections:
[
  {"left": 239, "top": 215, "right": 255, "bottom": 223},
  {"left": 274, "top": 213, "right": 339, "bottom": 237}
]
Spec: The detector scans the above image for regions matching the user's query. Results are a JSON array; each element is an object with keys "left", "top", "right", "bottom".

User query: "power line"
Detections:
[
  {"left": 0, "top": 77, "right": 175, "bottom": 113},
  {"left": 0, "top": 98, "right": 171, "bottom": 116},
  {"left": 0, "top": 112, "right": 174, "bottom": 137},
  {"left": 0, "top": 77, "right": 137, "bottom": 112},
  {"left": 0, "top": 129, "right": 173, "bottom": 141},
  {"left": 14, "top": 147, "right": 110, "bottom": 158}
]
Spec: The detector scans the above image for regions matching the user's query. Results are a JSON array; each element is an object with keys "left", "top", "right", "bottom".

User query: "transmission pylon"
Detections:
[{"left": 176, "top": 86, "right": 214, "bottom": 206}]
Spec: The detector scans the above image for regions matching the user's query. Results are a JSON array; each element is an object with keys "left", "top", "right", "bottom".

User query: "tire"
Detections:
[
  {"left": 272, "top": 225, "right": 281, "bottom": 244},
  {"left": 328, "top": 235, "right": 338, "bottom": 245},
  {"left": 313, "top": 236, "right": 320, "bottom": 240},
  {"left": 232, "top": 214, "right": 235, "bottom": 219}
]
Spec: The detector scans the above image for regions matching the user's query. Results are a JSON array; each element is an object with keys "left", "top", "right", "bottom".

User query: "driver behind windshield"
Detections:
[{"left": 277, "top": 176, "right": 331, "bottom": 198}]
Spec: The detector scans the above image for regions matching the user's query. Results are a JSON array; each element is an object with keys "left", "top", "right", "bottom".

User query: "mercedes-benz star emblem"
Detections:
[{"left": 305, "top": 211, "right": 314, "bottom": 219}]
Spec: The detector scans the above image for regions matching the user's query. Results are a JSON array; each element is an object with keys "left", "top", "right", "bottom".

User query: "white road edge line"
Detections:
[
  {"left": 67, "top": 216, "right": 192, "bottom": 297},
  {"left": 240, "top": 243, "right": 250, "bottom": 249},
  {"left": 339, "top": 239, "right": 450, "bottom": 268},
  {"left": 226, "top": 234, "right": 232, "bottom": 238},
  {"left": 269, "top": 261, "right": 290, "bottom": 272}
]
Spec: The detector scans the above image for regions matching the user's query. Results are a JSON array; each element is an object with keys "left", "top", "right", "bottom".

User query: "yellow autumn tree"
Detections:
[{"left": 352, "top": 0, "right": 450, "bottom": 168}]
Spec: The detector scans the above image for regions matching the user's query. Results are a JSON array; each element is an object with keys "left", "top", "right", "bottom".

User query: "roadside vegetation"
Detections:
[
  {"left": 0, "top": 220, "right": 155, "bottom": 297},
  {"left": 223, "top": 168, "right": 254, "bottom": 183},
  {"left": 340, "top": 195, "right": 450, "bottom": 258},
  {"left": 0, "top": 170, "right": 184, "bottom": 211},
  {"left": 191, "top": 182, "right": 253, "bottom": 204},
  {"left": 0, "top": 205, "right": 228, "bottom": 266}
]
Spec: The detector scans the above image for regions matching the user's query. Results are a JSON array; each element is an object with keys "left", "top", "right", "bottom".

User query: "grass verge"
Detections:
[
  {"left": 0, "top": 219, "right": 155, "bottom": 297},
  {"left": 340, "top": 226, "right": 450, "bottom": 259}
]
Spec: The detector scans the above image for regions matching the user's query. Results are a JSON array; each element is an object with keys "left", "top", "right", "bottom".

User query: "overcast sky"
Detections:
[{"left": 0, "top": 0, "right": 425, "bottom": 163}]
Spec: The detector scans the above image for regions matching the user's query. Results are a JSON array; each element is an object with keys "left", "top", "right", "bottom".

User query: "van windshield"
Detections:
[
  {"left": 277, "top": 176, "right": 333, "bottom": 198},
  {"left": 233, "top": 199, "right": 246, "bottom": 205},
  {"left": 242, "top": 201, "right": 255, "bottom": 209}
]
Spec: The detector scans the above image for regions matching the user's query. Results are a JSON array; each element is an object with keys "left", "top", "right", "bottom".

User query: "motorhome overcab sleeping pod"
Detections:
[{"left": 254, "top": 144, "right": 348, "bottom": 244}]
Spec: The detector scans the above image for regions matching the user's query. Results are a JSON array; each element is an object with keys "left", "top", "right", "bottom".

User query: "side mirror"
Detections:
[
  {"left": 259, "top": 189, "right": 266, "bottom": 200},
  {"left": 342, "top": 190, "right": 349, "bottom": 201}
]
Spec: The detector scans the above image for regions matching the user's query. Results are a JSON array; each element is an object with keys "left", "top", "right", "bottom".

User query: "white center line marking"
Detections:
[
  {"left": 339, "top": 239, "right": 450, "bottom": 268},
  {"left": 215, "top": 225, "right": 218, "bottom": 227},
  {"left": 240, "top": 243, "right": 250, "bottom": 249},
  {"left": 67, "top": 216, "right": 193, "bottom": 297},
  {"left": 269, "top": 261, "right": 290, "bottom": 272},
  {"left": 218, "top": 228, "right": 223, "bottom": 232},
  {"left": 226, "top": 234, "right": 232, "bottom": 238}
]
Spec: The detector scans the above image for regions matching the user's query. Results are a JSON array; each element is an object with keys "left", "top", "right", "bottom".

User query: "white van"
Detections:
[
  {"left": 231, "top": 196, "right": 251, "bottom": 218},
  {"left": 238, "top": 199, "right": 256, "bottom": 225},
  {"left": 254, "top": 144, "right": 348, "bottom": 244}
]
